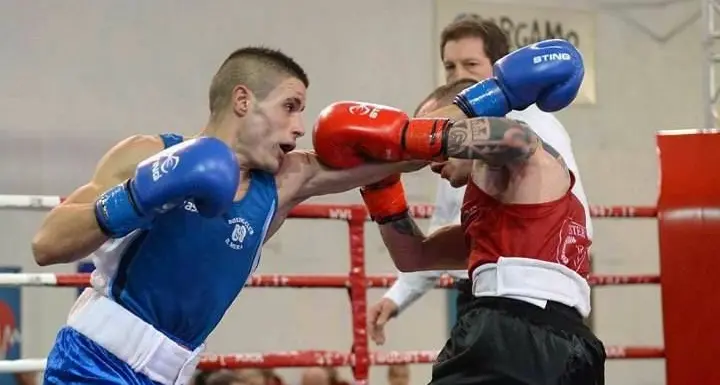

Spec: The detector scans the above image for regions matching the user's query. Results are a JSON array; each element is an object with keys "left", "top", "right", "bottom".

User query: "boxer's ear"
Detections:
[{"left": 231, "top": 84, "right": 252, "bottom": 117}]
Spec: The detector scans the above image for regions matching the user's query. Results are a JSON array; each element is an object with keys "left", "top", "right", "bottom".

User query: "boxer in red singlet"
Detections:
[{"left": 359, "top": 108, "right": 606, "bottom": 384}]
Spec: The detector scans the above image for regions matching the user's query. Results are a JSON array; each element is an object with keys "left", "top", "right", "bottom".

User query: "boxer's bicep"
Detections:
[
  {"left": 87, "top": 135, "right": 165, "bottom": 198},
  {"left": 63, "top": 135, "right": 163, "bottom": 205},
  {"left": 32, "top": 135, "right": 163, "bottom": 266},
  {"left": 277, "top": 151, "right": 422, "bottom": 201}
]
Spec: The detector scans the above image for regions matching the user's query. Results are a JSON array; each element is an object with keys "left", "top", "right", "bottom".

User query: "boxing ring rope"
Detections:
[
  {"left": 0, "top": 272, "right": 661, "bottom": 287},
  {"left": 1, "top": 131, "right": 718, "bottom": 384},
  {"left": 0, "top": 196, "right": 664, "bottom": 377}
]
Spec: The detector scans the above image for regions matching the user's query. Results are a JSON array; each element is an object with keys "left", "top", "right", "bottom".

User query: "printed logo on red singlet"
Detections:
[
  {"left": 555, "top": 219, "right": 590, "bottom": 273},
  {"left": 0, "top": 301, "right": 20, "bottom": 359}
]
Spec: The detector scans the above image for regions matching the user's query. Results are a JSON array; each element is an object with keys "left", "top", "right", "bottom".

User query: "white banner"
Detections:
[{"left": 434, "top": 0, "right": 597, "bottom": 105}]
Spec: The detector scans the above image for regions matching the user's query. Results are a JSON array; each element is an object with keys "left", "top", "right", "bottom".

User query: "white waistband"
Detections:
[
  {"left": 471, "top": 257, "right": 591, "bottom": 317},
  {"left": 67, "top": 289, "right": 204, "bottom": 385}
]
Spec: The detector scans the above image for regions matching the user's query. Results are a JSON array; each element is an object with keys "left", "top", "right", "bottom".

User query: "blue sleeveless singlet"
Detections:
[{"left": 90, "top": 133, "right": 277, "bottom": 349}]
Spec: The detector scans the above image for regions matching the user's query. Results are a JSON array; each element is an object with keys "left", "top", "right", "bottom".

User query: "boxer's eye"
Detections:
[{"left": 284, "top": 98, "right": 303, "bottom": 113}]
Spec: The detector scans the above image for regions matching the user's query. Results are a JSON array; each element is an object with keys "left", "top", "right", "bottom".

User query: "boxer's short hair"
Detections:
[
  {"left": 413, "top": 78, "right": 477, "bottom": 116},
  {"left": 440, "top": 15, "right": 510, "bottom": 64},
  {"left": 209, "top": 46, "right": 309, "bottom": 119}
]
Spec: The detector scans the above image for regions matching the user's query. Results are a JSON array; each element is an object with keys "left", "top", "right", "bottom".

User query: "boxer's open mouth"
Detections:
[{"left": 279, "top": 144, "right": 295, "bottom": 154}]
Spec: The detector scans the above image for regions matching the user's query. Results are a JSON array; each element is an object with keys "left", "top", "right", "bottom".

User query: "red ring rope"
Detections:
[
  {"left": 194, "top": 346, "right": 665, "bottom": 370},
  {"left": 0, "top": 272, "right": 658, "bottom": 288},
  {"left": 0, "top": 194, "right": 657, "bottom": 219},
  {"left": 0, "top": 195, "right": 665, "bottom": 383}
]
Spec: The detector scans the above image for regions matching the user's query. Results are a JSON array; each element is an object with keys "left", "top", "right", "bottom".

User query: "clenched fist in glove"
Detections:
[
  {"left": 454, "top": 39, "right": 584, "bottom": 118},
  {"left": 312, "top": 102, "right": 452, "bottom": 169}
]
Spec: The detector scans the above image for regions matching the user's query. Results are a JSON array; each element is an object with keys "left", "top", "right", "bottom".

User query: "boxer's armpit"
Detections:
[{"left": 443, "top": 118, "right": 540, "bottom": 166}]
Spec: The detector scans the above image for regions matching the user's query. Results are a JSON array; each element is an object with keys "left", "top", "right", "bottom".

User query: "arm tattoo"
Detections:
[
  {"left": 387, "top": 214, "right": 424, "bottom": 237},
  {"left": 444, "top": 118, "right": 540, "bottom": 166},
  {"left": 540, "top": 140, "right": 569, "bottom": 172}
]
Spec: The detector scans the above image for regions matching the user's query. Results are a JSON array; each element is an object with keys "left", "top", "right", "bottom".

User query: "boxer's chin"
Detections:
[{"left": 255, "top": 153, "right": 282, "bottom": 174}]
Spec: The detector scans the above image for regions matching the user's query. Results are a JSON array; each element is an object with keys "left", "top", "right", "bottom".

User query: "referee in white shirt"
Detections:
[{"left": 368, "top": 15, "right": 592, "bottom": 346}]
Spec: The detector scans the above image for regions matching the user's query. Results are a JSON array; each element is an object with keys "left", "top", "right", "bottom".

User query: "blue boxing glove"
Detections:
[
  {"left": 454, "top": 39, "right": 584, "bottom": 118},
  {"left": 94, "top": 137, "right": 240, "bottom": 238}
]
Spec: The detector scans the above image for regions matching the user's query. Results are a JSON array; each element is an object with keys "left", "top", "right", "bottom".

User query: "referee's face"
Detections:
[{"left": 442, "top": 36, "right": 493, "bottom": 83}]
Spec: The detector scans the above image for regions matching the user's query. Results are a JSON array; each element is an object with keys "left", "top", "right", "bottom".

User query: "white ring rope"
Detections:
[
  {"left": 0, "top": 358, "right": 46, "bottom": 373},
  {"left": 0, "top": 273, "right": 58, "bottom": 286},
  {"left": 0, "top": 195, "right": 61, "bottom": 209}
]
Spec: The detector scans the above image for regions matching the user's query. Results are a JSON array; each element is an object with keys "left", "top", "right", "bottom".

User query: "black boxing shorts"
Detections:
[
  {"left": 453, "top": 278, "right": 474, "bottom": 319},
  {"left": 430, "top": 297, "right": 606, "bottom": 385}
]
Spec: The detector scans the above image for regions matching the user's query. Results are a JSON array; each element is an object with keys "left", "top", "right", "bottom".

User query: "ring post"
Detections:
[
  {"left": 656, "top": 129, "right": 720, "bottom": 385},
  {"left": 348, "top": 206, "right": 370, "bottom": 384}
]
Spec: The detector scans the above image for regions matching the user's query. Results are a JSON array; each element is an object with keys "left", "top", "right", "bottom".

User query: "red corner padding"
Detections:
[{"left": 656, "top": 129, "right": 720, "bottom": 385}]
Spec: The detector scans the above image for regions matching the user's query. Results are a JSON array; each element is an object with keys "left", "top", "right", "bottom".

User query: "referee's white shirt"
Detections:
[{"left": 383, "top": 105, "right": 593, "bottom": 313}]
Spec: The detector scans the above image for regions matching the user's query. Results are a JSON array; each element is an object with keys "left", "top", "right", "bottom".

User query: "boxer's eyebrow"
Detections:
[{"left": 287, "top": 97, "right": 305, "bottom": 112}]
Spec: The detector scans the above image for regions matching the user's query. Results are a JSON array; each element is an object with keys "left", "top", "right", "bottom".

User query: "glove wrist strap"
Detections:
[
  {"left": 402, "top": 119, "right": 451, "bottom": 161},
  {"left": 361, "top": 179, "right": 409, "bottom": 224},
  {"left": 453, "top": 79, "right": 509, "bottom": 118},
  {"left": 94, "top": 181, "right": 150, "bottom": 238}
]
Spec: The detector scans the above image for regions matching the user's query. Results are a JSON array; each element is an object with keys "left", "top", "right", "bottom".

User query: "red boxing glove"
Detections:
[
  {"left": 312, "top": 101, "right": 453, "bottom": 169},
  {"left": 360, "top": 174, "right": 408, "bottom": 223}
]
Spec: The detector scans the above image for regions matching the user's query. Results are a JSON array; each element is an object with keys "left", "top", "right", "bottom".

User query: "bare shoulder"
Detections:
[
  {"left": 274, "top": 150, "right": 317, "bottom": 185},
  {"left": 273, "top": 149, "right": 317, "bottom": 204},
  {"left": 61, "top": 134, "right": 166, "bottom": 205},
  {"left": 92, "top": 134, "right": 166, "bottom": 186},
  {"left": 278, "top": 149, "right": 319, "bottom": 168}
]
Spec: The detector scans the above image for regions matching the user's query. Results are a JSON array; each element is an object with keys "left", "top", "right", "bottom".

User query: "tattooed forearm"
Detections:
[
  {"left": 443, "top": 118, "right": 540, "bottom": 166},
  {"left": 385, "top": 214, "right": 425, "bottom": 237}
]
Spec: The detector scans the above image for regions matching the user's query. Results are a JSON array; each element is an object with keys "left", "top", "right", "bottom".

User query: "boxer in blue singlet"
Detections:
[{"left": 31, "top": 46, "right": 426, "bottom": 385}]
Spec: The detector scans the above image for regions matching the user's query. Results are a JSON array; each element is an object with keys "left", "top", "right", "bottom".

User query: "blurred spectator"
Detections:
[
  {"left": 324, "top": 367, "right": 349, "bottom": 385},
  {"left": 387, "top": 364, "right": 410, "bottom": 385},
  {"left": 191, "top": 370, "right": 213, "bottom": 385},
  {"left": 261, "top": 369, "right": 285, "bottom": 385},
  {"left": 14, "top": 372, "right": 39, "bottom": 385},
  {"left": 206, "top": 370, "right": 246, "bottom": 385},
  {"left": 235, "top": 369, "right": 268, "bottom": 385},
  {"left": 300, "top": 367, "right": 331, "bottom": 385}
]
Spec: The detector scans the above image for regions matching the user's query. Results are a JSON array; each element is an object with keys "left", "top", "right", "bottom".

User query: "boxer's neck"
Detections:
[{"left": 199, "top": 119, "right": 252, "bottom": 180}]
